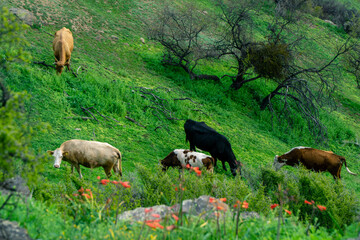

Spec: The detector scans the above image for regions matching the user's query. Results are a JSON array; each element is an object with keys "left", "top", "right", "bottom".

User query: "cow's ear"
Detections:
[
  {"left": 47, "top": 150, "right": 54, "bottom": 155},
  {"left": 63, "top": 151, "right": 69, "bottom": 156}
]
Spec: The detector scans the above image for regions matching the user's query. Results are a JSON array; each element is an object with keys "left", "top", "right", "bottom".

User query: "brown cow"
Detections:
[
  {"left": 53, "top": 27, "right": 74, "bottom": 74},
  {"left": 47, "top": 139, "right": 122, "bottom": 179},
  {"left": 160, "top": 149, "right": 214, "bottom": 172},
  {"left": 273, "top": 146, "right": 357, "bottom": 179}
]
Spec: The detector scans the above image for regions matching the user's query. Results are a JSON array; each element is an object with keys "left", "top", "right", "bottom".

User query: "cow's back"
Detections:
[
  {"left": 61, "top": 140, "right": 119, "bottom": 168},
  {"left": 300, "top": 148, "right": 341, "bottom": 171}
]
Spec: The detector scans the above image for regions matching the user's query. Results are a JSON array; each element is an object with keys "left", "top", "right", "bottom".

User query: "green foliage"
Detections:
[
  {"left": 0, "top": 7, "right": 31, "bottom": 64},
  {"left": 249, "top": 42, "right": 291, "bottom": 81}
]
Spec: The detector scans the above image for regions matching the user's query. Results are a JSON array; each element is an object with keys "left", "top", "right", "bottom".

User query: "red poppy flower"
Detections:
[
  {"left": 270, "top": 204, "right": 279, "bottom": 209},
  {"left": 97, "top": 176, "right": 100, "bottom": 180},
  {"left": 209, "top": 197, "right": 216, "bottom": 203},
  {"left": 186, "top": 164, "right": 191, "bottom": 169}
]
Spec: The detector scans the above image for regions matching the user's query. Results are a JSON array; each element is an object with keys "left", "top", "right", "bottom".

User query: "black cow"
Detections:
[{"left": 184, "top": 119, "right": 241, "bottom": 176}]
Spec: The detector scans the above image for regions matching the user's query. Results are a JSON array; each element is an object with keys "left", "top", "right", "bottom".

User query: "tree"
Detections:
[
  {"left": 0, "top": 7, "right": 45, "bottom": 186},
  {"left": 146, "top": 3, "right": 219, "bottom": 81}
]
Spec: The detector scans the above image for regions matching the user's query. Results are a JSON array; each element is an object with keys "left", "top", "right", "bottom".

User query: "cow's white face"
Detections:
[
  {"left": 49, "top": 149, "right": 66, "bottom": 168},
  {"left": 273, "top": 155, "right": 287, "bottom": 171}
]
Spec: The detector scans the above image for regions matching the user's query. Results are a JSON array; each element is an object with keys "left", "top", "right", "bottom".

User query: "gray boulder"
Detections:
[
  {"left": 0, "top": 219, "right": 32, "bottom": 240},
  {"left": 9, "top": 8, "right": 36, "bottom": 26}
]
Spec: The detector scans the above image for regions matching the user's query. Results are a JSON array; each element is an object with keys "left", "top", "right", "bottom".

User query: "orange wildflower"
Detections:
[
  {"left": 78, "top": 187, "right": 84, "bottom": 193},
  {"left": 317, "top": 205, "right": 327, "bottom": 211},
  {"left": 186, "top": 164, "right": 191, "bottom": 169},
  {"left": 217, "top": 205, "right": 225, "bottom": 211},
  {"left": 145, "top": 208, "right": 153, "bottom": 213},
  {"left": 284, "top": 209, "right": 292, "bottom": 215},
  {"left": 270, "top": 204, "right": 279, "bottom": 209},
  {"left": 166, "top": 225, "right": 176, "bottom": 231},
  {"left": 209, "top": 197, "right": 216, "bottom": 203},
  {"left": 73, "top": 193, "right": 79, "bottom": 197},
  {"left": 100, "top": 179, "right": 110, "bottom": 185},
  {"left": 242, "top": 201, "right": 249, "bottom": 209},
  {"left": 146, "top": 221, "right": 164, "bottom": 229},
  {"left": 120, "top": 181, "right": 131, "bottom": 188},
  {"left": 81, "top": 193, "right": 91, "bottom": 199},
  {"left": 97, "top": 176, "right": 100, "bottom": 180},
  {"left": 152, "top": 213, "right": 161, "bottom": 218},
  {"left": 219, "top": 198, "right": 227, "bottom": 202},
  {"left": 193, "top": 167, "right": 202, "bottom": 176},
  {"left": 172, "top": 214, "right": 179, "bottom": 221},
  {"left": 304, "top": 200, "right": 313, "bottom": 205}
]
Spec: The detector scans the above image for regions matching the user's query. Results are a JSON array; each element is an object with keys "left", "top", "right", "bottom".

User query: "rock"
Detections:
[
  {"left": 0, "top": 219, "right": 32, "bottom": 240},
  {"left": 0, "top": 176, "right": 30, "bottom": 197},
  {"left": 118, "top": 195, "right": 259, "bottom": 222},
  {"left": 111, "top": 35, "right": 119, "bottom": 41},
  {"left": 140, "top": 37, "right": 145, "bottom": 44},
  {"left": 9, "top": 8, "right": 36, "bottom": 27}
]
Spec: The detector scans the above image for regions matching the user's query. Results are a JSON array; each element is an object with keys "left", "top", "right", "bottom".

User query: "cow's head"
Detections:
[
  {"left": 47, "top": 149, "right": 68, "bottom": 168},
  {"left": 54, "top": 62, "right": 65, "bottom": 75},
  {"left": 273, "top": 155, "right": 287, "bottom": 171},
  {"left": 230, "top": 160, "right": 242, "bottom": 176}
]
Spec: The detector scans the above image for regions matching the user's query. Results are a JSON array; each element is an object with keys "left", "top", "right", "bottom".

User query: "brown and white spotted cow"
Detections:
[
  {"left": 273, "top": 146, "right": 357, "bottom": 179},
  {"left": 160, "top": 149, "right": 214, "bottom": 172}
]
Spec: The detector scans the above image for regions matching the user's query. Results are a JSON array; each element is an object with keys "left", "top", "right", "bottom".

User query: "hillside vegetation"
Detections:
[{"left": 0, "top": 0, "right": 359, "bottom": 239}]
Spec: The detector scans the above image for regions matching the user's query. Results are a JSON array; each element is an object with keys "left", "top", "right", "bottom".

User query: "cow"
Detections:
[
  {"left": 53, "top": 27, "right": 74, "bottom": 75},
  {"left": 184, "top": 119, "right": 241, "bottom": 176},
  {"left": 273, "top": 146, "right": 357, "bottom": 179},
  {"left": 160, "top": 149, "right": 214, "bottom": 172},
  {"left": 47, "top": 139, "right": 122, "bottom": 179}
]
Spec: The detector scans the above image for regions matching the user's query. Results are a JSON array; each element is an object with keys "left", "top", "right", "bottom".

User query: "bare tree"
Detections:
[
  {"left": 146, "top": 3, "right": 219, "bottom": 81},
  {"left": 260, "top": 38, "right": 353, "bottom": 141}
]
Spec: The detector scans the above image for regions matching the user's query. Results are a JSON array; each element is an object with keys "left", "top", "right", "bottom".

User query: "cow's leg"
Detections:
[
  {"left": 213, "top": 158, "right": 218, "bottom": 168},
  {"left": 221, "top": 160, "right": 228, "bottom": 172},
  {"left": 103, "top": 165, "right": 113, "bottom": 179},
  {"left": 189, "top": 143, "right": 196, "bottom": 152},
  {"left": 73, "top": 163, "right": 83, "bottom": 179}
]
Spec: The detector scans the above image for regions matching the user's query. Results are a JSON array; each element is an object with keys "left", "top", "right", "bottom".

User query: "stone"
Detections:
[
  {"left": 117, "top": 195, "right": 259, "bottom": 222},
  {"left": 140, "top": 37, "right": 145, "bottom": 44},
  {"left": 0, "top": 176, "right": 30, "bottom": 197},
  {"left": 0, "top": 219, "right": 32, "bottom": 240},
  {"left": 9, "top": 8, "right": 36, "bottom": 27}
]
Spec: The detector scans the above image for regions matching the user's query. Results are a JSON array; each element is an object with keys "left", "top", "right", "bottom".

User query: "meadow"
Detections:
[{"left": 0, "top": 0, "right": 359, "bottom": 239}]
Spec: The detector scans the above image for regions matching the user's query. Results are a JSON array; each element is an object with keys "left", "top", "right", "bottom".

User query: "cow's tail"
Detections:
[
  {"left": 342, "top": 158, "right": 357, "bottom": 175},
  {"left": 116, "top": 150, "right": 123, "bottom": 177}
]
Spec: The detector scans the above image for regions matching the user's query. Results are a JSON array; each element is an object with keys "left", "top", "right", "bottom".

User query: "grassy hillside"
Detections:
[{"left": 1, "top": 0, "right": 360, "bottom": 239}]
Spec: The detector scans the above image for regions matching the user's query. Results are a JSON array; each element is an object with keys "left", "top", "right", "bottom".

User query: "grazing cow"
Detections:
[
  {"left": 184, "top": 119, "right": 241, "bottom": 176},
  {"left": 53, "top": 27, "right": 74, "bottom": 74},
  {"left": 273, "top": 146, "right": 357, "bottom": 179},
  {"left": 47, "top": 139, "right": 122, "bottom": 179},
  {"left": 160, "top": 149, "right": 214, "bottom": 172}
]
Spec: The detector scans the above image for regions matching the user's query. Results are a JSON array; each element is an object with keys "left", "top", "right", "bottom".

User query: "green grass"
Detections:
[{"left": 1, "top": 0, "right": 360, "bottom": 239}]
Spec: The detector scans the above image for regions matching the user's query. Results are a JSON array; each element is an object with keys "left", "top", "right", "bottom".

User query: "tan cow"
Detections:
[
  {"left": 273, "top": 146, "right": 357, "bottom": 179},
  {"left": 53, "top": 27, "right": 74, "bottom": 74},
  {"left": 48, "top": 139, "right": 122, "bottom": 179}
]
